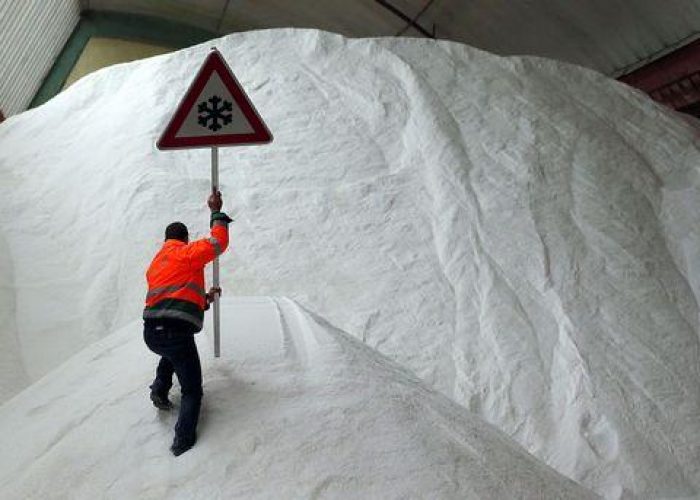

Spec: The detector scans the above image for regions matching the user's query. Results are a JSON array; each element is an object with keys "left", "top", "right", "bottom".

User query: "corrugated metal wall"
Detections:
[{"left": 0, "top": 0, "right": 80, "bottom": 117}]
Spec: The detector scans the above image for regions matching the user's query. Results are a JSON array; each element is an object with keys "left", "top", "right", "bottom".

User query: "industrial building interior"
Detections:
[
  {"left": 3, "top": 2, "right": 700, "bottom": 499},
  {"left": 2, "top": 0, "right": 700, "bottom": 120}
]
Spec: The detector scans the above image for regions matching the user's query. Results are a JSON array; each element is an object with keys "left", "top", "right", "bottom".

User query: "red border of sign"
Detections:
[{"left": 157, "top": 49, "right": 273, "bottom": 150}]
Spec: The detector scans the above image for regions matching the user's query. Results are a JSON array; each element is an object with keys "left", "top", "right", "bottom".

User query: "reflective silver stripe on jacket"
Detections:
[
  {"left": 143, "top": 308, "right": 203, "bottom": 330},
  {"left": 146, "top": 282, "right": 206, "bottom": 300},
  {"left": 208, "top": 237, "right": 223, "bottom": 256}
]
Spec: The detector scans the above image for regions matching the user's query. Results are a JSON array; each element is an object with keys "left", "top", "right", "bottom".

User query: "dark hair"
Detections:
[{"left": 165, "top": 222, "right": 188, "bottom": 242}]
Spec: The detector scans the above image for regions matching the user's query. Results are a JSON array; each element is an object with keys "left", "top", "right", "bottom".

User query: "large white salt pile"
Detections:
[
  {"left": 0, "top": 229, "right": 28, "bottom": 401},
  {"left": 0, "top": 297, "right": 596, "bottom": 499},
  {"left": 1, "top": 29, "right": 699, "bottom": 498}
]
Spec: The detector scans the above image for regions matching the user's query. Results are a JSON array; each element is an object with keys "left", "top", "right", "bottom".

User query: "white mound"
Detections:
[
  {"left": 1, "top": 29, "right": 700, "bottom": 498},
  {"left": 0, "top": 297, "right": 596, "bottom": 499}
]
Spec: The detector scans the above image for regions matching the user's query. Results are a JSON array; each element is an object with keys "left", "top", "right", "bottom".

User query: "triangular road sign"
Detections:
[{"left": 157, "top": 48, "right": 272, "bottom": 149}]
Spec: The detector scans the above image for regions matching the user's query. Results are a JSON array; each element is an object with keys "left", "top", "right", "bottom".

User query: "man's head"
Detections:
[{"left": 165, "top": 222, "right": 189, "bottom": 243}]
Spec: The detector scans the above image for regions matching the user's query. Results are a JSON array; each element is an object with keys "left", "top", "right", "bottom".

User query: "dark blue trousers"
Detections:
[{"left": 144, "top": 319, "right": 203, "bottom": 442}]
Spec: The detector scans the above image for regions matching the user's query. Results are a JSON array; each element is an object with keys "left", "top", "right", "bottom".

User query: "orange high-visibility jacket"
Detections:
[{"left": 143, "top": 219, "right": 229, "bottom": 331}]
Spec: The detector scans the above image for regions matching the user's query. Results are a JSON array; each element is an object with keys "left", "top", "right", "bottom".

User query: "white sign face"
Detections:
[
  {"left": 175, "top": 72, "right": 255, "bottom": 139},
  {"left": 157, "top": 49, "right": 272, "bottom": 150}
]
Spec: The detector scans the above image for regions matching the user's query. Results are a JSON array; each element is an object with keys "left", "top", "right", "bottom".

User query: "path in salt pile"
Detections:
[{"left": 0, "top": 297, "right": 597, "bottom": 499}]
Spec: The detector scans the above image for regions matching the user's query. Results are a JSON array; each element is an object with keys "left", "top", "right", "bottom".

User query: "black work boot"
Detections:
[
  {"left": 150, "top": 390, "right": 173, "bottom": 410},
  {"left": 170, "top": 434, "right": 196, "bottom": 457}
]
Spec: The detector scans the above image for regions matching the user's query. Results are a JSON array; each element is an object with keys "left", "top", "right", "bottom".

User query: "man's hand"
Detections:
[
  {"left": 208, "top": 190, "right": 223, "bottom": 213},
  {"left": 206, "top": 286, "right": 222, "bottom": 304}
]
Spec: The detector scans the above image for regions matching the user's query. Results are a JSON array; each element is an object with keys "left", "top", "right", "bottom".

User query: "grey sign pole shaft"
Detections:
[{"left": 211, "top": 146, "right": 221, "bottom": 358}]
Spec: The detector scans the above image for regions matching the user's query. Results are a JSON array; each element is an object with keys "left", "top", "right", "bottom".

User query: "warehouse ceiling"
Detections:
[{"left": 80, "top": 0, "right": 700, "bottom": 77}]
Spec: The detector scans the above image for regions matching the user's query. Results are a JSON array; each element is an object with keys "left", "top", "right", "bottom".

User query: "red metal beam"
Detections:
[{"left": 618, "top": 38, "right": 700, "bottom": 113}]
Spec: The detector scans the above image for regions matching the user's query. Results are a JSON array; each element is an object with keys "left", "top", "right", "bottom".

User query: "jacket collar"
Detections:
[{"left": 163, "top": 239, "right": 187, "bottom": 247}]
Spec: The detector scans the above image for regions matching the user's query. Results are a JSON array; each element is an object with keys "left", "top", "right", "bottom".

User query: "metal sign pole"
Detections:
[
  {"left": 156, "top": 49, "right": 272, "bottom": 360},
  {"left": 211, "top": 146, "right": 221, "bottom": 358}
]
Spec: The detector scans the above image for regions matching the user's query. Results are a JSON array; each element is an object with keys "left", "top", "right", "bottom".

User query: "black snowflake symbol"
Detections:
[{"left": 197, "top": 95, "right": 233, "bottom": 131}]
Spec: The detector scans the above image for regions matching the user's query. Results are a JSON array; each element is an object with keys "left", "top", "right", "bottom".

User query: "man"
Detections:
[{"left": 143, "top": 190, "right": 232, "bottom": 456}]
